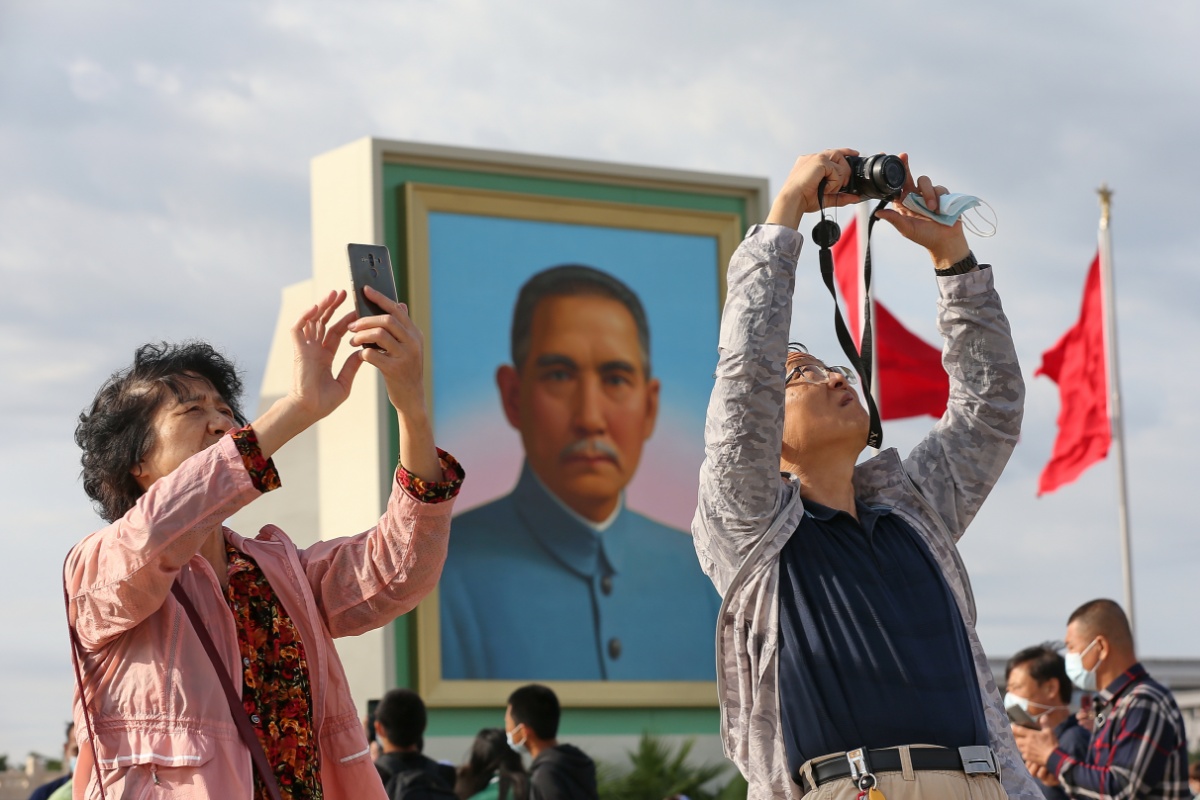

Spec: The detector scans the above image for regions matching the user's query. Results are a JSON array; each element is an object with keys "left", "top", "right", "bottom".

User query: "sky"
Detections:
[{"left": 2, "top": 0, "right": 1198, "bottom": 761}]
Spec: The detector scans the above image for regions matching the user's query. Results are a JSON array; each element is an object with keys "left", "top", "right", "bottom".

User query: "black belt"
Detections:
[{"left": 802, "top": 746, "right": 998, "bottom": 792}]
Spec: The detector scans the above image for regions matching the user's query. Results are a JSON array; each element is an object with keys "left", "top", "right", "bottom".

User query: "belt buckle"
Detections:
[{"left": 958, "top": 746, "right": 997, "bottom": 776}]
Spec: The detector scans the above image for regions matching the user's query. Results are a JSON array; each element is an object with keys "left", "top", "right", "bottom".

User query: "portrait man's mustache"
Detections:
[{"left": 560, "top": 437, "right": 621, "bottom": 466}]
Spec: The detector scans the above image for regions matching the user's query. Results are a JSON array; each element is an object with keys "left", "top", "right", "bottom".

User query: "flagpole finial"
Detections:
[{"left": 1097, "top": 183, "right": 1113, "bottom": 227}]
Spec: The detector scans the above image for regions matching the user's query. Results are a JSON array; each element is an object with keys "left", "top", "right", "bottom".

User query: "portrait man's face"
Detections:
[{"left": 497, "top": 293, "right": 660, "bottom": 522}]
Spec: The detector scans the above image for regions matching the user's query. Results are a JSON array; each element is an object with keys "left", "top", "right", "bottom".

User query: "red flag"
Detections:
[
  {"left": 875, "top": 303, "right": 949, "bottom": 420},
  {"left": 1036, "top": 252, "right": 1110, "bottom": 495},
  {"left": 832, "top": 215, "right": 949, "bottom": 420},
  {"left": 832, "top": 215, "right": 865, "bottom": 348}
]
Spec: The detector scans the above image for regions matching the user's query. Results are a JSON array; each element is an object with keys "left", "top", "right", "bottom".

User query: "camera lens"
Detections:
[
  {"left": 844, "top": 154, "right": 907, "bottom": 199},
  {"left": 878, "top": 157, "right": 906, "bottom": 191},
  {"left": 866, "top": 155, "right": 906, "bottom": 197}
]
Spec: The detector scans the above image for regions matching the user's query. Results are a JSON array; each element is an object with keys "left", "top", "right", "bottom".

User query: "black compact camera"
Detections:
[{"left": 843, "top": 154, "right": 907, "bottom": 199}]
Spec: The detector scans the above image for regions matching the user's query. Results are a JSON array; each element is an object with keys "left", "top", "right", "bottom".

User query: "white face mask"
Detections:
[
  {"left": 901, "top": 192, "right": 998, "bottom": 237},
  {"left": 1064, "top": 638, "right": 1101, "bottom": 692},
  {"left": 1005, "top": 691, "right": 1068, "bottom": 720},
  {"left": 506, "top": 724, "right": 529, "bottom": 756}
]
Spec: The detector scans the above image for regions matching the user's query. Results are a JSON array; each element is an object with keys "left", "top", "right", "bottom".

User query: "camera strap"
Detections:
[{"left": 812, "top": 182, "right": 890, "bottom": 449}]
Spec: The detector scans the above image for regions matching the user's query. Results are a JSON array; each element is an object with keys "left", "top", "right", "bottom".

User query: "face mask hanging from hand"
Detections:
[{"left": 901, "top": 192, "right": 998, "bottom": 237}]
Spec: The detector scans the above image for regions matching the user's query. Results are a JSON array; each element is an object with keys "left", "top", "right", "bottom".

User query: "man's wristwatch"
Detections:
[{"left": 936, "top": 251, "right": 978, "bottom": 275}]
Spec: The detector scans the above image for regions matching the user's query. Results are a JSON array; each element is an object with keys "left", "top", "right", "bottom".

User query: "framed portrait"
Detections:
[{"left": 404, "top": 183, "right": 741, "bottom": 706}]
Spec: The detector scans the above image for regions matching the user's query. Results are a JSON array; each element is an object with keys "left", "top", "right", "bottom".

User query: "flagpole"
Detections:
[{"left": 1097, "top": 184, "right": 1136, "bottom": 641}]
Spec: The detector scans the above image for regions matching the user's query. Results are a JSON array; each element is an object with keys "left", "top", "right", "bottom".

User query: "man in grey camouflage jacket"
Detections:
[{"left": 692, "top": 149, "right": 1043, "bottom": 800}]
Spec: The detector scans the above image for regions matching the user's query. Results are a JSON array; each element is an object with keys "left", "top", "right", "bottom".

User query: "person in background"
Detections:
[
  {"left": 454, "top": 728, "right": 529, "bottom": 800},
  {"left": 1005, "top": 645, "right": 1090, "bottom": 800},
  {"left": 373, "top": 688, "right": 457, "bottom": 799},
  {"left": 504, "top": 684, "right": 598, "bottom": 800},
  {"left": 1013, "top": 599, "right": 1191, "bottom": 799},
  {"left": 26, "top": 722, "right": 77, "bottom": 800}
]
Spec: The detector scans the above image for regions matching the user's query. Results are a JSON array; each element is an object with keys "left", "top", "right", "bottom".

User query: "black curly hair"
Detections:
[{"left": 76, "top": 341, "right": 246, "bottom": 522}]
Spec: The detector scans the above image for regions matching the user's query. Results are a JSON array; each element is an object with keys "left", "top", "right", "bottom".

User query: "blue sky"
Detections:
[{"left": 2, "top": 0, "right": 1197, "bottom": 761}]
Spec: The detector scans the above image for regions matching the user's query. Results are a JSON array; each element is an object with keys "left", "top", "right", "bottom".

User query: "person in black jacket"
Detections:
[
  {"left": 26, "top": 723, "right": 76, "bottom": 800},
  {"left": 374, "top": 688, "right": 457, "bottom": 800},
  {"left": 1004, "top": 645, "right": 1090, "bottom": 800},
  {"left": 504, "top": 685, "right": 598, "bottom": 800}
]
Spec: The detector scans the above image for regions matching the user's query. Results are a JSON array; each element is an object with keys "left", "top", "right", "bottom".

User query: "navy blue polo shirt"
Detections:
[{"left": 776, "top": 498, "right": 987, "bottom": 776}]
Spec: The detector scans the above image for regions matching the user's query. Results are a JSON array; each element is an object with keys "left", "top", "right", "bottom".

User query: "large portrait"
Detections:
[{"left": 405, "top": 184, "right": 741, "bottom": 706}]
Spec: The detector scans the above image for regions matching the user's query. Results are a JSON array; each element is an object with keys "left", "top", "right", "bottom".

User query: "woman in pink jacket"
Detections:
[{"left": 64, "top": 287, "right": 463, "bottom": 800}]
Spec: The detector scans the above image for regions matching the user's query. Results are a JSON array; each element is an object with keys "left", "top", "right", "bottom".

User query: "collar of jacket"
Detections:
[{"left": 510, "top": 461, "right": 630, "bottom": 578}]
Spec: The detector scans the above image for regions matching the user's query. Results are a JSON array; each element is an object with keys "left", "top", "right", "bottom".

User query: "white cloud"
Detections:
[
  {"left": 134, "top": 62, "right": 182, "bottom": 96},
  {"left": 65, "top": 57, "right": 120, "bottom": 103}
]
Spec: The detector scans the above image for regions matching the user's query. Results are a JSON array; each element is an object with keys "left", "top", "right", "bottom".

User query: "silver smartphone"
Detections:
[{"left": 346, "top": 244, "right": 400, "bottom": 348}]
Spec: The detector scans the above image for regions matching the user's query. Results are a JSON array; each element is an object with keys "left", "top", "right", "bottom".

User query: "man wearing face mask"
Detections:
[
  {"left": 1004, "top": 645, "right": 1090, "bottom": 800},
  {"left": 26, "top": 723, "right": 77, "bottom": 800},
  {"left": 504, "top": 684, "right": 598, "bottom": 800},
  {"left": 1013, "top": 599, "right": 1191, "bottom": 799}
]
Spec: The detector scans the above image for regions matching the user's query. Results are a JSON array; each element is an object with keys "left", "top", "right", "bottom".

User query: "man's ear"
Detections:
[
  {"left": 642, "top": 377, "right": 661, "bottom": 440},
  {"left": 1044, "top": 677, "right": 1062, "bottom": 705},
  {"left": 496, "top": 365, "right": 522, "bottom": 430},
  {"left": 374, "top": 720, "right": 386, "bottom": 744}
]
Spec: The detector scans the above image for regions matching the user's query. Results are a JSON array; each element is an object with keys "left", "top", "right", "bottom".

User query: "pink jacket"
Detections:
[{"left": 64, "top": 435, "right": 456, "bottom": 800}]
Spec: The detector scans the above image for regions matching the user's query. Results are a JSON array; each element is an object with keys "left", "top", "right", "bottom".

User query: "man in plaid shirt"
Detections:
[{"left": 1014, "top": 599, "right": 1192, "bottom": 799}]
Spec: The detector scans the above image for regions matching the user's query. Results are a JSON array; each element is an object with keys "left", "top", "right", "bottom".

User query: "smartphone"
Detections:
[
  {"left": 1006, "top": 703, "right": 1039, "bottom": 730},
  {"left": 366, "top": 698, "right": 380, "bottom": 744},
  {"left": 347, "top": 244, "right": 400, "bottom": 349}
]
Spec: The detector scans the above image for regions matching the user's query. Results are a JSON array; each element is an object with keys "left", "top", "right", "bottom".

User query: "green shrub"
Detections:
[{"left": 597, "top": 733, "right": 747, "bottom": 800}]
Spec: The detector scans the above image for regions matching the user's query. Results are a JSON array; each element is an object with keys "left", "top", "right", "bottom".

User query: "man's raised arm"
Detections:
[
  {"left": 874, "top": 161, "right": 1024, "bottom": 538},
  {"left": 692, "top": 150, "right": 861, "bottom": 594}
]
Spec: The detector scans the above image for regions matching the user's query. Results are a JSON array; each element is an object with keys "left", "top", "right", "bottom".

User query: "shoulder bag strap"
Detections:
[
  {"left": 63, "top": 556, "right": 108, "bottom": 800},
  {"left": 171, "top": 581, "right": 284, "bottom": 800}
]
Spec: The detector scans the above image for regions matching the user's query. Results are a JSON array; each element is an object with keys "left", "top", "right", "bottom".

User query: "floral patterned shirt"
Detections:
[
  {"left": 225, "top": 543, "right": 322, "bottom": 800},
  {"left": 225, "top": 426, "right": 464, "bottom": 799}
]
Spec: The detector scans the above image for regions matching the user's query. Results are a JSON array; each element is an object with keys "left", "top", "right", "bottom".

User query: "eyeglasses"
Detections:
[
  {"left": 785, "top": 342, "right": 857, "bottom": 386},
  {"left": 785, "top": 362, "right": 858, "bottom": 386}
]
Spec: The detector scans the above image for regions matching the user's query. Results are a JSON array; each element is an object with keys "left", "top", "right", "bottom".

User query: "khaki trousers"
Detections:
[{"left": 799, "top": 746, "right": 1007, "bottom": 800}]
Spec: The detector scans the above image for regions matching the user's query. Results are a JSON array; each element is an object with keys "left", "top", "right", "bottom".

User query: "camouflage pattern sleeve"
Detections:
[
  {"left": 692, "top": 224, "right": 802, "bottom": 595},
  {"left": 904, "top": 266, "right": 1025, "bottom": 541}
]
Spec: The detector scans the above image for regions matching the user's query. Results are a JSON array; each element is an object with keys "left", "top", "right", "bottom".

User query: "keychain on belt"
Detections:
[
  {"left": 856, "top": 775, "right": 886, "bottom": 800},
  {"left": 846, "top": 749, "right": 886, "bottom": 800}
]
